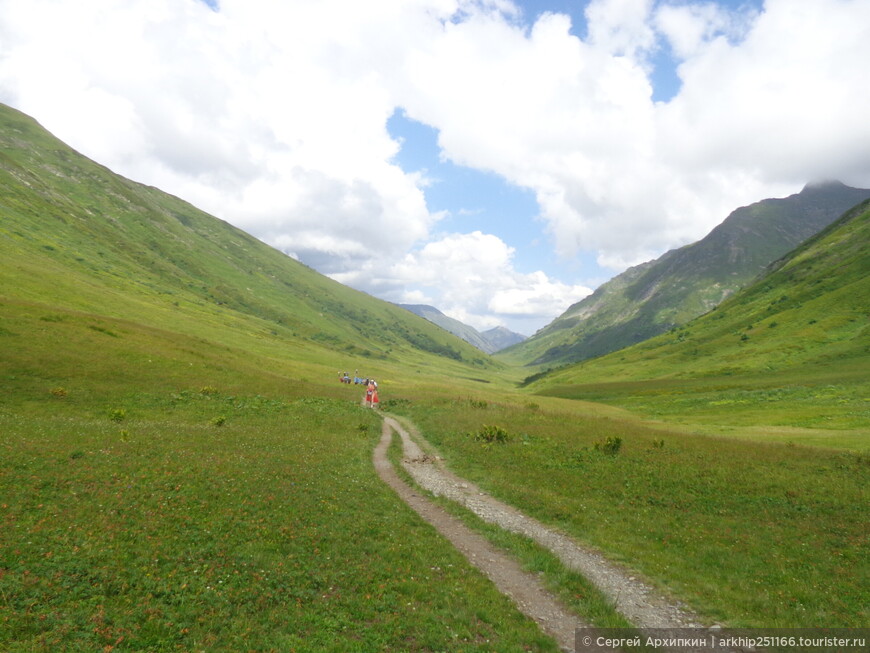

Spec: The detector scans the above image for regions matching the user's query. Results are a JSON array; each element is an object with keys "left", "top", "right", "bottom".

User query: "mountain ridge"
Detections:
[
  {"left": 398, "top": 304, "right": 526, "bottom": 354},
  {"left": 531, "top": 196, "right": 870, "bottom": 390},
  {"left": 499, "top": 181, "right": 870, "bottom": 368}
]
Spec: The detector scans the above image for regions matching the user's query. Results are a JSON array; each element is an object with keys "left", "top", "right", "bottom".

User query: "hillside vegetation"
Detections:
[
  {"left": 501, "top": 181, "right": 870, "bottom": 368},
  {"left": 529, "top": 199, "right": 870, "bottom": 448},
  {"left": 1, "top": 102, "right": 867, "bottom": 647},
  {"left": 0, "top": 103, "right": 499, "bottom": 391}
]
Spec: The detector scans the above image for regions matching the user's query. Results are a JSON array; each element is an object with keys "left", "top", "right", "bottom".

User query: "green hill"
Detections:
[
  {"left": 0, "top": 102, "right": 498, "bottom": 398},
  {"left": 529, "top": 199, "right": 870, "bottom": 445},
  {"left": 501, "top": 181, "right": 870, "bottom": 369}
]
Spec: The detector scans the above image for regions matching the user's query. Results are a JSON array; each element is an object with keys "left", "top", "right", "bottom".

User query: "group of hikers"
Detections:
[{"left": 338, "top": 370, "right": 379, "bottom": 408}]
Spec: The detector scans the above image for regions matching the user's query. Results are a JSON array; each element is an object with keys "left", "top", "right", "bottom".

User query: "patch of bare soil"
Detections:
[{"left": 377, "top": 415, "right": 709, "bottom": 645}]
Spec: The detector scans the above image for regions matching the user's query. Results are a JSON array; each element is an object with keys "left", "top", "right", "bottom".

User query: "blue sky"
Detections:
[
  {"left": 387, "top": 109, "right": 567, "bottom": 277},
  {"left": 1, "top": 0, "right": 867, "bottom": 335},
  {"left": 517, "top": 0, "right": 761, "bottom": 100},
  {"left": 383, "top": 0, "right": 764, "bottom": 291}
]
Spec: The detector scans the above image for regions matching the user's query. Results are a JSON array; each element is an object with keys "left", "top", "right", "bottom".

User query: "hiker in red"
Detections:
[{"left": 366, "top": 379, "right": 379, "bottom": 409}]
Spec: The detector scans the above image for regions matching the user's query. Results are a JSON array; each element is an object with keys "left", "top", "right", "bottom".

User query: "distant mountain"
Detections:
[
  {"left": 480, "top": 326, "right": 526, "bottom": 353},
  {"left": 398, "top": 304, "right": 526, "bottom": 354},
  {"left": 499, "top": 181, "right": 870, "bottom": 368},
  {"left": 531, "top": 197, "right": 870, "bottom": 389}
]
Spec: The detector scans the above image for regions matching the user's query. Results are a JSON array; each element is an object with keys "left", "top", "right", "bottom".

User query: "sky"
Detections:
[{"left": 1, "top": 0, "right": 869, "bottom": 335}]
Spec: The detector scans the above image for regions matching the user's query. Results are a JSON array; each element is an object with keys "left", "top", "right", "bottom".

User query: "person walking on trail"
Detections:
[{"left": 366, "top": 379, "right": 379, "bottom": 409}]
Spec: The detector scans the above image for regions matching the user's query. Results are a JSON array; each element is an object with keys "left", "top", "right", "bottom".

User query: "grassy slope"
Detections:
[
  {"left": 0, "top": 104, "right": 557, "bottom": 650},
  {"left": 529, "top": 200, "right": 870, "bottom": 448},
  {"left": 0, "top": 103, "right": 500, "bottom": 389}
]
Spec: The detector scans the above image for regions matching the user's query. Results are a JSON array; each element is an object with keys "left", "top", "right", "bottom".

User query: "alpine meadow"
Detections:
[{"left": 1, "top": 100, "right": 867, "bottom": 652}]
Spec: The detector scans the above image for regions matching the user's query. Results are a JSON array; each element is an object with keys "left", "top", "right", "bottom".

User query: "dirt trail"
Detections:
[
  {"left": 373, "top": 418, "right": 582, "bottom": 651},
  {"left": 376, "top": 414, "right": 708, "bottom": 645}
]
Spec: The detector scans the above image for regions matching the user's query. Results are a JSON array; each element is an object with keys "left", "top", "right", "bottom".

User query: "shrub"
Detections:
[
  {"left": 109, "top": 408, "right": 126, "bottom": 422},
  {"left": 381, "top": 398, "right": 411, "bottom": 410},
  {"left": 593, "top": 436, "right": 622, "bottom": 455},
  {"left": 88, "top": 325, "right": 118, "bottom": 337},
  {"left": 473, "top": 424, "right": 510, "bottom": 444},
  {"left": 212, "top": 416, "right": 226, "bottom": 427}
]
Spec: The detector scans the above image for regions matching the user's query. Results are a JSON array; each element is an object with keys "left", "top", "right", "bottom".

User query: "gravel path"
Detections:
[
  {"left": 374, "top": 418, "right": 583, "bottom": 651},
  {"left": 382, "top": 415, "right": 707, "bottom": 634}
]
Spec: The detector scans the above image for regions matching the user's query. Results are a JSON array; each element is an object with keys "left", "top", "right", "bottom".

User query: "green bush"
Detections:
[
  {"left": 593, "top": 436, "right": 622, "bottom": 455},
  {"left": 473, "top": 424, "right": 510, "bottom": 444}
]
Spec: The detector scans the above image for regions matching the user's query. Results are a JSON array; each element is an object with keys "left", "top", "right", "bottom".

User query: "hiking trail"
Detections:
[{"left": 373, "top": 414, "right": 708, "bottom": 652}]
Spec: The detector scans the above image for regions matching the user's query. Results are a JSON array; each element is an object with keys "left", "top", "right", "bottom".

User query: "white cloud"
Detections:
[
  {"left": 0, "top": 0, "right": 868, "bottom": 335},
  {"left": 0, "top": 0, "right": 444, "bottom": 265},
  {"left": 394, "top": 0, "right": 870, "bottom": 270},
  {"left": 585, "top": 0, "right": 657, "bottom": 57},
  {"left": 657, "top": 0, "right": 870, "bottom": 186},
  {"left": 334, "top": 231, "right": 591, "bottom": 333},
  {"left": 655, "top": 2, "right": 756, "bottom": 60},
  {"left": 489, "top": 271, "right": 592, "bottom": 317}
]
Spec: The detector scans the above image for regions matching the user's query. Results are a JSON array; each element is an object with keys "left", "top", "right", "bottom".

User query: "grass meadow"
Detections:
[
  {"left": 0, "top": 305, "right": 558, "bottom": 651},
  {"left": 1, "top": 398, "right": 567, "bottom": 652},
  {"left": 3, "top": 299, "right": 866, "bottom": 648},
  {"left": 384, "top": 391, "right": 868, "bottom": 629},
  {"left": 539, "top": 362, "right": 870, "bottom": 452}
]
